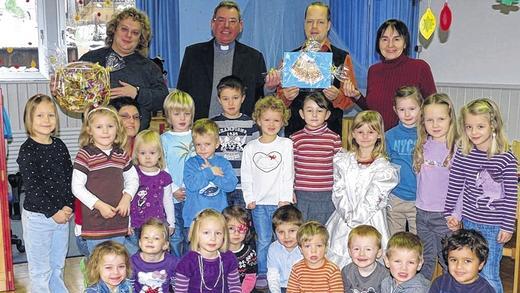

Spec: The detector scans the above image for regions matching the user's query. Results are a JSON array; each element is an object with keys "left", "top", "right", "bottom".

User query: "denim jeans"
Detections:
[
  {"left": 251, "top": 204, "right": 277, "bottom": 275},
  {"left": 463, "top": 219, "right": 503, "bottom": 293},
  {"left": 170, "top": 201, "right": 189, "bottom": 257},
  {"left": 416, "top": 208, "right": 452, "bottom": 280},
  {"left": 22, "top": 209, "right": 69, "bottom": 293},
  {"left": 86, "top": 236, "right": 126, "bottom": 255},
  {"left": 124, "top": 227, "right": 141, "bottom": 255},
  {"left": 75, "top": 235, "right": 90, "bottom": 257}
]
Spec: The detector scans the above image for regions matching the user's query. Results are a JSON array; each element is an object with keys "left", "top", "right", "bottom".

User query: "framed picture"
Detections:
[{"left": 282, "top": 51, "right": 332, "bottom": 89}]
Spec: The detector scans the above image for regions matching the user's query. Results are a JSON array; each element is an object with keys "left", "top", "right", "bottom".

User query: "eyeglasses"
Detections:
[
  {"left": 213, "top": 17, "right": 239, "bottom": 26},
  {"left": 228, "top": 224, "right": 248, "bottom": 234},
  {"left": 119, "top": 114, "right": 141, "bottom": 121}
]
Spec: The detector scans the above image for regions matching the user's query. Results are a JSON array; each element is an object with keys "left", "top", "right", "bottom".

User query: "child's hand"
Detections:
[
  {"left": 61, "top": 206, "right": 73, "bottom": 221},
  {"left": 168, "top": 226, "right": 175, "bottom": 236},
  {"left": 292, "top": 193, "right": 297, "bottom": 204},
  {"left": 173, "top": 187, "right": 186, "bottom": 201},
  {"left": 278, "top": 201, "right": 290, "bottom": 207},
  {"left": 128, "top": 227, "right": 133, "bottom": 236},
  {"left": 247, "top": 201, "right": 256, "bottom": 210},
  {"left": 116, "top": 192, "right": 132, "bottom": 217},
  {"left": 202, "top": 158, "right": 223, "bottom": 176},
  {"left": 51, "top": 210, "right": 69, "bottom": 224},
  {"left": 94, "top": 200, "right": 117, "bottom": 219},
  {"left": 446, "top": 216, "right": 460, "bottom": 231},
  {"left": 210, "top": 166, "right": 223, "bottom": 176},
  {"left": 497, "top": 230, "right": 513, "bottom": 244}
]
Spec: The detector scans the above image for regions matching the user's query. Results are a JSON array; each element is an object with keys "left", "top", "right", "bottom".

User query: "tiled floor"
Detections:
[{"left": 7, "top": 256, "right": 516, "bottom": 293}]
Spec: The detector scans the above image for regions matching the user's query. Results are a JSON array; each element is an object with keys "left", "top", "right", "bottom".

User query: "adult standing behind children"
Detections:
[
  {"left": 78, "top": 8, "right": 168, "bottom": 130},
  {"left": 177, "top": 1, "right": 279, "bottom": 120},
  {"left": 349, "top": 19, "right": 436, "bottom": 130},
  {"left": 277, "top": 1, "right": 360, "bottom": 137},
  {"left": 211, "top": 75, "right": 259, "bottom": 207}
]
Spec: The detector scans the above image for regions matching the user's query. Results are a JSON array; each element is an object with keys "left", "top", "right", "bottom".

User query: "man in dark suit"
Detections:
[
  {"left": 276, "top": 1, "right": 361, "bottom": 137},
  {"left": 177, "top": 1, "right": 278, "bottom": 120}
]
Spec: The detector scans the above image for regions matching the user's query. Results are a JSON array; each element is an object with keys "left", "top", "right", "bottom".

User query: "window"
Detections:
[
  {"left": 65, "top": 0, "right": 136, "bottom": 61},
  {"left": 0, "top": 0, "right": 134, "bottom": 81},
  {"left": 0, "top": 0, "right": 39, "bottom": 75}
]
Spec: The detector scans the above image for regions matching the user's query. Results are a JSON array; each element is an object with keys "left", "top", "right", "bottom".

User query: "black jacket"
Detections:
[{"left": 177, "top": 39, "right": 267, "bottom": 119}]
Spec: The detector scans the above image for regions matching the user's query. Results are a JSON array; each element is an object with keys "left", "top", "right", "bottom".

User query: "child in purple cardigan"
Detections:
[{"left": 175, "top": 209, "right": 241, "bottom": 292}]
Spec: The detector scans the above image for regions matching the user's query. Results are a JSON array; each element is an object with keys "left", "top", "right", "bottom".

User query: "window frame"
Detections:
[{"left": 0, "top": 1, "right": 66, "bottom": 81}]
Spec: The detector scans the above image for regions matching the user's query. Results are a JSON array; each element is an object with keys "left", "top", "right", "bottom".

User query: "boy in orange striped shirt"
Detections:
[{"left": 286, "top": 221, "right": 344, "bottom": 292}]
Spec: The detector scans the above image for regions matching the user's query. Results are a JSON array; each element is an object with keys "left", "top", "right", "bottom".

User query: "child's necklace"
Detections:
[{"left": 198, "top": 251, "right": 224, "bottom": 293}]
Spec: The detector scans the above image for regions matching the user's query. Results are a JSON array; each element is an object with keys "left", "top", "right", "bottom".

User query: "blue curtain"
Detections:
[
  {"left": 330, "top": 0, "right": 420, "bottom": 90},
  {"left": 239, "top": 0, "right": 319, "bottom": 69},
  {"left": 136, "top": 0, "right": 180, "bottom": 88}
]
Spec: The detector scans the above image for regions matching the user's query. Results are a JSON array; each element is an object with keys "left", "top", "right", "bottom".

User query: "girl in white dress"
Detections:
[{"left": 326, "top": 110, "right": 399, "bottom": 269}]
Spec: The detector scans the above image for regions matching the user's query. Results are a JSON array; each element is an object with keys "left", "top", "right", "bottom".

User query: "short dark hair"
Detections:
[
  {"left": 109, "top": 97, "right": 140, "bottom": 114},
  {"left": 213, "top": 1, "right": 241, "bottom": 21},
  {"left": 442, "top": 229, "right": 489, "bottom": 264},
  {"left": 375, "top": 19, "right": 410, "bottom": 58},
  {"left": 272, "top": 205, "right": 303, "bottom": 232},
  {"left": 302, "top": 92, "right": 329, "bottom": 110},
  {"left": 217, "top": 75, "right": 246, "bottom": 97},
  {"left": 304, "top": 2, "right": 330, "bottom": 21},
  {"left": 222, "top": 205, "right": 254, "bottom": 244}
]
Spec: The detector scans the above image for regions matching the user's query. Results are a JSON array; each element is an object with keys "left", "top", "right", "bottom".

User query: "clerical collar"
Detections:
[{"left": 214, "top": 40, "right": 236, "bottom": 52}]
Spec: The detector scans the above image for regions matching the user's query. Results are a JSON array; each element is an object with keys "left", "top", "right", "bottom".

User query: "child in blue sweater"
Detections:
[
  {"left": 182, "top": 119, "right": 238, "bottom": 235},
  {"left": 385, "top": 86, "right": 422, "bottom": 235}
]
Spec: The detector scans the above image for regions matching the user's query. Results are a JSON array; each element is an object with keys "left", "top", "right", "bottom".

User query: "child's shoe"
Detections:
[{"left": 255, "top": 274, "right": 268, "bottom": 290}]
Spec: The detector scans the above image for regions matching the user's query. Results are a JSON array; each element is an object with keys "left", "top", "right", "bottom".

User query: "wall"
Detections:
[{"left": 416, "top": 0, "right": 520, "bottom": 139}]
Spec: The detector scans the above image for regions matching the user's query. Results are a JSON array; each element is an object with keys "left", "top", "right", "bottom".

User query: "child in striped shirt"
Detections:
[
  {"left": 444, "top": 98, "right": 518, "bottom": 293},
  {"left": 286, "top": 221, "right": 344, "bottom": 292},
  {"left": 290, "top": 92, "right": 342, "bottom": 224}
]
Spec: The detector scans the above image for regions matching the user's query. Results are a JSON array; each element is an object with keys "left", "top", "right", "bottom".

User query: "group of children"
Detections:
[{"left": 17, "top": 73, "right": 517, "bottom": 293}]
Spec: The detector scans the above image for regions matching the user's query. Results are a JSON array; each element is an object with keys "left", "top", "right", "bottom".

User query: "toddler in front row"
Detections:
[
  {"left": 342, "top": 225, "right": 389, "bottom": 293},
  {"left": 131, "top": 218, "right": 179, "bottom": 292},
  {"left": 85, "top": 241, "right": 132, "bottom": 293},
  {"left": 223, "top": 205, "right": 258, "bottom": 293},
  {"left": 175, "top": 208, "right": 241, "bottom": 292},
  {"left": 287, "top": 221, "right": 344, "bottom": 292},
  {"left": 267, "top": 205, "right": 303, "bottom": 293},
  {"left": 382, "top": 232, "right": 430, "bottom": 293},
  {"left": 430, "top": 229, "right": 494, "bottom": 293}
]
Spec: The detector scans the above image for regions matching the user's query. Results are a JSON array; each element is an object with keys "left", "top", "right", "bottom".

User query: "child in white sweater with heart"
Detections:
[{"left": 241, "top": 95, "right": 294, "bottom": 289}]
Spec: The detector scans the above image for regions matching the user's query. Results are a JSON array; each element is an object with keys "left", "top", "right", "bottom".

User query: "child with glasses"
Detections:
[{"left": 223, "top": 205, "right": 257, "bottom": 293}]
